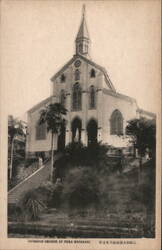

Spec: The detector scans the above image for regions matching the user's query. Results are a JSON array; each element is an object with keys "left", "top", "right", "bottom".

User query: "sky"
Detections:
[{"left": 1, "top": 0, "right": 161, "bottom": 121}]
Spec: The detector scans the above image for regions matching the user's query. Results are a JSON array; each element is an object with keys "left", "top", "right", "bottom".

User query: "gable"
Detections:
[{"left": 50, "top": 55, "right": 116, "bottom": 92}]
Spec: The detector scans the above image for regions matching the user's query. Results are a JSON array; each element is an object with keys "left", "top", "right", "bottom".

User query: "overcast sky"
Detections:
[{"left": 1, "top": 0, "right": 160, "bottom": 120}]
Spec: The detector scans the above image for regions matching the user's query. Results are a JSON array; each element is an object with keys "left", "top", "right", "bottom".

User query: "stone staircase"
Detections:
[
  {"left": 8, "top": 152, "right": 64, "bottom": 205},
  {"left": 8, "top": 160, "right": 51, "bottom": 205}
]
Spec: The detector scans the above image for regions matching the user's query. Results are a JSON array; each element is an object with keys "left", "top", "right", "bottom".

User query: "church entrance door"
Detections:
[
  {"left": 57, "top": 123, "right": 66, "bottom": 151},
  {"left": 71, "top": 117, "right": 82, "bottom": 142},
  {"left": 87, "top": 119, "right": 98, "bottom": 146}
]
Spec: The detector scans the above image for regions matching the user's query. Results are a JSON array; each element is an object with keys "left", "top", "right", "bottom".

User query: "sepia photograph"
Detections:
[{"left": 0, "top": 0, "right": 161, "bottom": 249}]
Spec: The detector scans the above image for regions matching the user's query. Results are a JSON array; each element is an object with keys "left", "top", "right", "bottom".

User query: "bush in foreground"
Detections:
[
  {"left": 20, "top": 189, "right": 47, "bottom": 221},
  {"left": 62, "top": 167, "right": 100, "bottom": 215}
]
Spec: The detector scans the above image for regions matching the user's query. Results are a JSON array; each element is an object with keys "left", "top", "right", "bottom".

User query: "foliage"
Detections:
[
  {"left": 8, "top": 115, "right": 26, "bottom": 180},
  {"left": 39, "top": 103, "right": 67, "bottom": 134},
  {"left": 48, "top": 179, "right": 63, "bottom": 208},
  {"left": 38, "top": 103, "right": 67, "bottom": 182},
  {"left": 126, "top": 118, "right": 156, "bottom": 158},
  {"left": 25, "top": 157, "right": 38, "bottom": 168},
  {"left": 62, "top": 141, "right": 86, "bottom": 166},
  {"left": 62, "top": 167, "right": 100, "bottom": 212},
  {"left": 130, "top": 159, "right": 155, "bottom": 210},
  {"left": 8, "top": 204, "right": 23, "bottom": 222},
  {"left": 8, "top": 115, "right": 26, "bottom": 142},
  {"left": 57, "top": 141, "right": 113, "bottom": 179},
  {"left": 21, "top": 190, "right": 46, "bottom": 221},
  {"left": 8, "top": 159, "right": 40, "bottom": 191}
]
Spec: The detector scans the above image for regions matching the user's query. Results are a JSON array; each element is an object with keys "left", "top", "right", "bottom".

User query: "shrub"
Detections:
[
  {"left": 25, "top": 157, "right": 38, "bottom": 168},
  {"left": 62, "top": 167, "right": 100, "bottom": 213},
  {"left": 48, "top": 178, "right": 63, "bottom": 208},
  {"left": 20, "top": 190, "right": 46, "bottom": 221},
  {"left": 63, "top": 141, "right": 86, "bottom": 166},
  {"left": 57, "top": 141, "right": 114, "bottom": 177},
  {"left": 8, "top": 204, "right": 23, "bottom": 222}
]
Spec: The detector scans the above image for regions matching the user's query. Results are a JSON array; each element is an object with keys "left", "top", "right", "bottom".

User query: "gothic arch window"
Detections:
[
  {"left": 60, "top": 89, "right": 66, "bottom": 107},
  {"left": 36, "top": 122, "right": 46, "bottom": 140},
  {"left": 90, "top": 69, "right": 96, "bottom": 78},
  {"left": 89, "top": 85, "right": 96, "bottom": 109},
  {"left": 60, "top": 74, "right": 66, "bottom": 83},
  {"left": 110, "top": 110, "right": 123, "bottom": 135},
  {"left": 75, "top": 69, "right": 80, "bottom": 81},
  {"left": 72, "top": 82, "right": 82, "bottom": 111}
]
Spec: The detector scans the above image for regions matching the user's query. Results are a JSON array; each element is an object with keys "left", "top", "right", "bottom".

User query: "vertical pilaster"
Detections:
[
  {"left": 81, "top": 90, "right": 88, "bottom": 146},
  {"left": 65, "top": 93, "right": 72, "bottom": 145},
  {"left": 97, "top": 89, "right": 103, "bottom": 142}
]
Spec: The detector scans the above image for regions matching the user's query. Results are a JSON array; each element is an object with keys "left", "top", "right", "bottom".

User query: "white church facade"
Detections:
[{"left": 26, "top": 7, "right": 155, "bottom": 157}]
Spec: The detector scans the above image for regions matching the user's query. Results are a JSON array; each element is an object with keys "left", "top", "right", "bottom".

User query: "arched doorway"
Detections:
[
  {"left": 57, "top": 123, "right": 66, "bottom": 151},
  {"left": 71, "top": 117, "right": 82, "bottom": 142},
  {"left": 87, "top": 119, "right": 98, "bottom": 145}
]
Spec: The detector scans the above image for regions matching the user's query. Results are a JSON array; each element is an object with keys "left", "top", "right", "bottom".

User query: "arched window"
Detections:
[
  {"left": 72, "top": 83, "right": 82, "bottom": 111},
  {"left": 60, "top": 89, "right": 66, "bottom": 107},
  {"left": 89, "top": 85, "right": 96, "bottom": 109},
  {"left": 60, "top": 74, "right": 66, "bottom": 83},
  {"left": 75, "top": 69, "right": 80, "bottom": 81},
  {"left": 36, "top": 122, "right": 46, "bottom": 140},
  {"left": 90, "top": 69, "right": 96, "bottom": 78},
  {"left": 110, "top": 110, "right": 123, "bottom": 135}
]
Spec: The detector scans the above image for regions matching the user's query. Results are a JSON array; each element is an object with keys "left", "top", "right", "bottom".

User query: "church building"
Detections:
[{"left": 26, "top": 6, "right": 155, "bottom": 157}]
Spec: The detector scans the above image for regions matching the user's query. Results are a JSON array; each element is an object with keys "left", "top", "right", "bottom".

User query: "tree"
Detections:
[
  {"left": 126, "top": 117, "right": 156, "bottom": 172},
  {"left": 39, "top": 103, "right": 67, "bottom": 182},
  {"left": 8, "top": 115, "right": 26, "bottom": 179}
]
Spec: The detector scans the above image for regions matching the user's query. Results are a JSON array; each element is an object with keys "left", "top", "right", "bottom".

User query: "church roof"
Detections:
[
  {"left": 28, "top": 96, "right": 52, "bottom": 113},
  {"left": 137, "top": 108, "right": 156, "bottom": 118},
  {"left": 103, "top": 88, "right": 137, "bottom": 104},
  {"left": 76, "top": 5, "right": 90, "bottom": 41},
  {"left": 50, "top": 54, "right": 116, "bottom": 92}
]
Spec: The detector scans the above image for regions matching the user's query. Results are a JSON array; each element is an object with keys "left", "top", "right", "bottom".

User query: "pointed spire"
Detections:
[
  {"left": 75, "top": 5, "right": 90, "bottom": 57},
  {"left": 82, "top": 4, "right": 86, "bottom": 18},
  {"left": 76, "top": 5, "right": 90, "bottom": 41},
  {"left": 82, "top": 4, "right": 86, "bottom": 17}
]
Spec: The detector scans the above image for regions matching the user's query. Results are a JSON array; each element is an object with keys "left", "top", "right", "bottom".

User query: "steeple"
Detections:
[{"left": 75, "top": 5, "right": 90, "bottom": 57}]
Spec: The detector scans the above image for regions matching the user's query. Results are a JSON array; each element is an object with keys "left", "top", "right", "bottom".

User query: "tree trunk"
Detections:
[
  {"left": 138, "top": 155, "right": 142, "bottom": 184},
  {"left": 139, "top": 156, "right": 142, "bottom": 172},
  {"left": 9, "top": 138, "right": 14, "bottom": 179},
  {"left": 50, "top": 132, "right": 54, "bottom": 182}
]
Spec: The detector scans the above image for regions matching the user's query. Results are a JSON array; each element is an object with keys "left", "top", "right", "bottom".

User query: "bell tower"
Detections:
[{"left": 75, "top": 5, "right": 90, "bottom": 57}]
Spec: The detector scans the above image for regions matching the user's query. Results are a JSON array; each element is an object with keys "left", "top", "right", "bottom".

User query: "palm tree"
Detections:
[
  {"left": 39, "top": 103, "right": 67, "bottom": 182},
  {"left": 8, "top": 115, "right": 26, "bottom": 179},
  {"left": 21, "top": 190, "right": 46, "bottom": 221}
]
